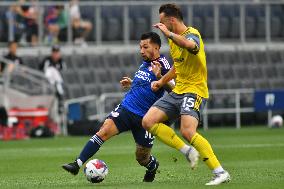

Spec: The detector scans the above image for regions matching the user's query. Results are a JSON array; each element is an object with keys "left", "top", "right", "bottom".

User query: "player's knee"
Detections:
[
  {"left": 135, "top": 146, "right": 151, "bottom": 166},
  {"left": 96, "top": 120, "right": 118, "bottom": 141},
  {"left": 142, "top": 116, "right": 153, "bottom": 131},
  {"left": 96, "top": 129, "right": 109, "bottom": 141}
]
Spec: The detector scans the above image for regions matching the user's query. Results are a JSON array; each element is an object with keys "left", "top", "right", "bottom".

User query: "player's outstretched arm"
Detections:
[{"left": 153, "top": 23, "right": 197, "bottom": 51}]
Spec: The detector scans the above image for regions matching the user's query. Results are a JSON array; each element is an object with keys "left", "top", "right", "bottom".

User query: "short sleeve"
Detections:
[
  {"left": 158, "top": 56, "right": 172, "bottom": 76},
  {"left": 185, "top": 33, "right": 200, "bottom": 55}
]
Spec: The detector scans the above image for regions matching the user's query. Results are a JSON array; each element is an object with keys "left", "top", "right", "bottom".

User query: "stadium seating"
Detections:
[
  {"left": 17, "top": 48, "right": 284, "bottom": 101},
  {"left": 0, "top": 3, "right": 284, "bottom": 43},
  {"left": 129, "top": 6, "right": 151, "bottom": 41},
  {"left": 1, "top": 1, "right": 283, "bottom": 127},
  {"left": 101, "top": 6, "right": 123, "bottom": 41}
]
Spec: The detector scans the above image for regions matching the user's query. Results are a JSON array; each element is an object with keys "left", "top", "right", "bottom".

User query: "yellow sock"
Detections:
[
  {"left": 149, "top": 123, "right": 185, "bottom": 150},
  {"left": 190, "top": 133, "right": 221, "bottom": 170}
]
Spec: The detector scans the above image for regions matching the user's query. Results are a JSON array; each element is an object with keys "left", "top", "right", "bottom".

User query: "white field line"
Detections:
[
  {"left": 1, "top": 143, "right": 284, "bottom": 153},
  {"left": 213, "top": 143, "right": 284, "bottom": 149}
]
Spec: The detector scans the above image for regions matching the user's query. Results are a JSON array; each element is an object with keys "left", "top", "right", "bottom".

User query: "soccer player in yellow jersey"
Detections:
[{"left": 142, "top": 3, "right": 231, "bottom": 185}]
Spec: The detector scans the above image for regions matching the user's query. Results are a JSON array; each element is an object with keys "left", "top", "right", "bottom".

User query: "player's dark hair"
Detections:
[
  {"left": 159, "top": 3, "right": 183, "bottom": 21},
  {"left": 140, "top": 32, "right": 161, "bottom": 48}
]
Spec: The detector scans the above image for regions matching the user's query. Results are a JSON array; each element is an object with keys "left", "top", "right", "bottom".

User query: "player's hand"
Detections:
[
  {"left": 153, "top": 23, "right": 170, "bottom": 37},
  {"left": 120, "top": 76, "right": 132, "bottom": 89},
  {"left": 151, "top": 61, "right": 162, "bottom": 79},
  {"left": 151, "top": 80, "right": 162, "bottom": 92}
]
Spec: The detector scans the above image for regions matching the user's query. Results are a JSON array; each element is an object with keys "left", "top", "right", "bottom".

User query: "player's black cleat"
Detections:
[
  {"left": 143, "top": 161, "right": 159, "bottom": 182},
  {"left": 62, "top": 161, "right": 80, "bottom": 175}
]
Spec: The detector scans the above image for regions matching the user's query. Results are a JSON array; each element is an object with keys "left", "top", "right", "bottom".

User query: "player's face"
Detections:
[
  {"left": 159, "top": 13, "right": 173, "bottom": 32},
  {"left": 140, "top": 39, "right": 156, "bottom": 62}
]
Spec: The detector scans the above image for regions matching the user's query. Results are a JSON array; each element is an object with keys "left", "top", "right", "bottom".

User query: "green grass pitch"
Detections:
[{"left": 1, "top": 127, "right": 284, "bottom": 189}]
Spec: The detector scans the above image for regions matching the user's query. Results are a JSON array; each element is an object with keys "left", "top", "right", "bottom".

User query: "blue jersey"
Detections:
[{"left": 121, "top": 55, "right": 171, "bottom": 117}]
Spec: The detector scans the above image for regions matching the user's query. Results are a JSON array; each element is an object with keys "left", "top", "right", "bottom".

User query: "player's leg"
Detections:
[
  {"left": 179, "top": 94, "right": 230, "bottom": 185},
  {"left": 142, "top": 93, "right": 199, "bottom": 169},
  {"left": 143, "top": 106, "right": 184, "bottom": 150},
  {"left": 62, "top": 119, "right": 119, "bottom": 175},
  {"left": 181, "top": 115, "right": 230, "bottom": 185},
  {"left": 62, "top": 104, "right": 128, "bottom": 175},
  {"left": 131, "top": 116, "right": 159, "bottom": 182},
  {"left": 135, "top": 145, "right": 159, "bottom": 182}
]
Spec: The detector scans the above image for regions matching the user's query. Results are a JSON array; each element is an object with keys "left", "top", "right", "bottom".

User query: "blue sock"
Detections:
[
  {"left": 78, "top": 134, "right": 104, "bottom": 165},
  {"left": 145, "top": 155, "right": 158, "bottom": 171}
]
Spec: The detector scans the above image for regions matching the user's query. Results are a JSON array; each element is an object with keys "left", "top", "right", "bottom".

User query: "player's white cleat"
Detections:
[
  {"left": 205, "top": 171, "right": 231, "bottom": 186},
  {"left": 185, "top": 147, "right": 199, "bottom": 170}
]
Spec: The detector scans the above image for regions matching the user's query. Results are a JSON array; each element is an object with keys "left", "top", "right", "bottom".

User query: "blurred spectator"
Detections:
[
  {"left": 45, "top": 5, "right": 68, "bottom": 44},
  {"left": 0, "top": 41, "right": 24, "bottom": 75},
  {"left": 4, "top": 3, "right": 26, "bottom": 42},
  {"left": 70, "top": 0, "right": 92, "bottom": 46},
  {"left": 4, "top": 0, "right": 39, "bottom": 46},
  {"left": 39, "top": 45, "right": 66, "bottom": 113},
  {"left": 15, "top": 0, "right": 39, "bottom": 46},
  {"left": 70, "top": 0, "right": 92, "bottom": 45}
]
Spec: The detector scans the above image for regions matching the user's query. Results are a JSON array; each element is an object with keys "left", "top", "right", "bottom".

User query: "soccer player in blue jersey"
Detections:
[
  {"left": 62, "top": 32, "right": 198, "bottom": 182},
  {"left": 62, "top": 32, "right": 176, "bottom": 182}
]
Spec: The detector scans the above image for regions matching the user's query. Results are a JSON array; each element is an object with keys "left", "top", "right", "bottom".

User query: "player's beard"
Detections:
[
  {"left": 142, "top": 50, "right": 155, "bottom": 62},
  {"left": 142, "top": 55, "right": 150, "bottom": 62}
]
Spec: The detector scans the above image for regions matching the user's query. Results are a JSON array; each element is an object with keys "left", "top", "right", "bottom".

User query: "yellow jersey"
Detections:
[{"left": 169, "top": 27, "right": 209, "bottom": 98}]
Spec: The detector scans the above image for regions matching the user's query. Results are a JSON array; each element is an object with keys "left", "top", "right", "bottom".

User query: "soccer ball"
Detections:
[
  {"left": 84, "top": 159, "right": 108, "bottom": 183},
  {"left": 270, "top": 115, "right": 283, "bottom": 128}
]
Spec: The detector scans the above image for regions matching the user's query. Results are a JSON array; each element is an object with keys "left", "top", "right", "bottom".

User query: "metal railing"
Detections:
[
  {"left": 0, "top": 59, "right": 54, "bottom": 109},
  {"left": 0, "top": 0, "right": 284, "bottom": 46},
  {"left": 63, "top": 89, "right": 256, "bottom": 135},
  {"left": 0, "top": 59, "right": 59, "bottom": 130},
  {"left": 203, "top": 88, "right": 255, "bottom": 130},
  {"left": 0, "top": 58, "right": 54, "bottom": 95}
]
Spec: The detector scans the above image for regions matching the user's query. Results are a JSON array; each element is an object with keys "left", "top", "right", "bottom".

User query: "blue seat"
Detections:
[
  {"left": 219, "top": 17, "right": 230, "bottom": 38},
  {"left": 193, "top": 5, "right": 213, "bottom": 39},
  {"left": 271, "top": 5, "right": 284, "bottom": 38},
  {"left": 101, "top": 6, "right": 123, "bottom": 41},
  {"left": 230, "top": 16, "right": 240, "bottom": 38},
  {"left": 204, "top": 17, "right": 214, "bottom": 39},
  {"left": 129, "top": 6, "right": 151, "bottom": 40},
  {"left": 192, "top": 16, "right": 203, "bottom": 35},
  {"left": 255, "top": 6, "right": 266, "bottom": 38},
  {"left": 68, "top": 103, "right": 82, "bottom": 121},
  {"left": 245, "top": 5, "right": 265, "bottom": 39},
  {"left": 271, "top": 16, "right": 282, "bottom": 38}
]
